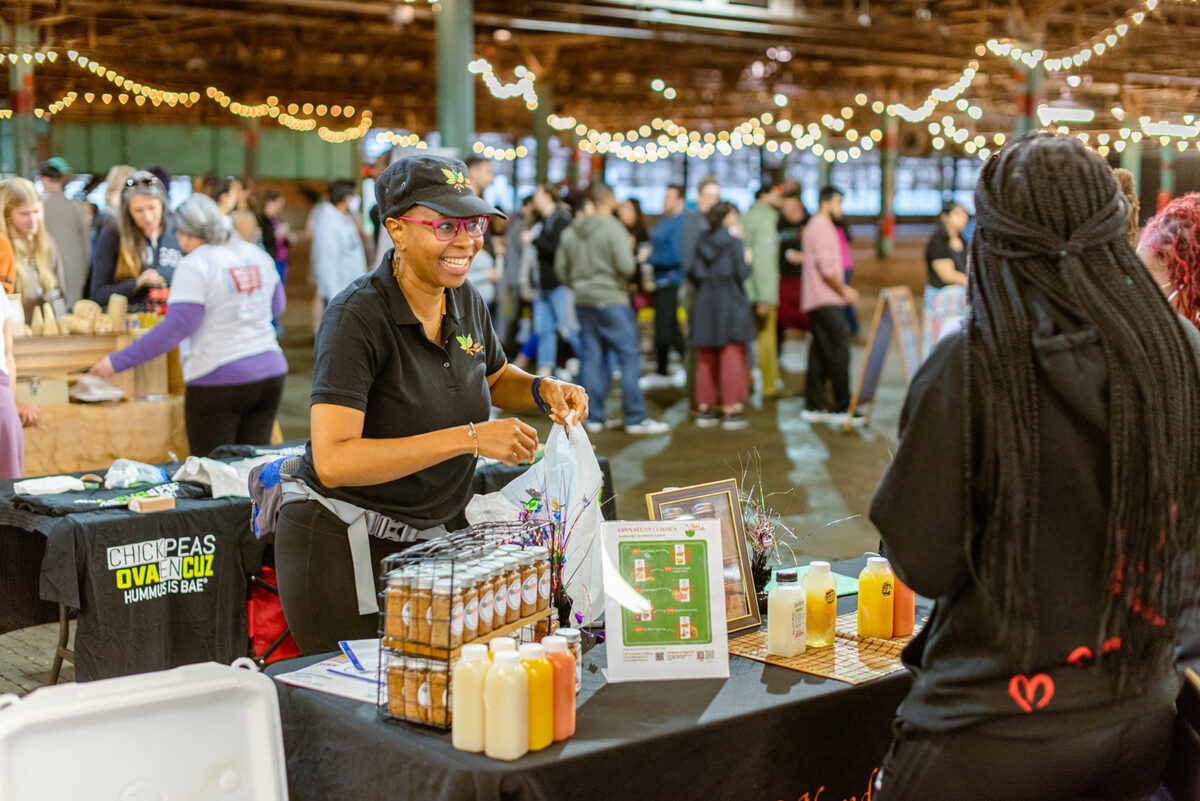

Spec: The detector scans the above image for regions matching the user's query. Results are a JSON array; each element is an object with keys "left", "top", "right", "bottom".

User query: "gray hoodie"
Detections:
[{"left": 553, "top": 213, "right": 635, "bottom": 307}]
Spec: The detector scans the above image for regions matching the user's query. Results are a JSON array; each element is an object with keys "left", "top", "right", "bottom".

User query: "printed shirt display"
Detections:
[{"left": 167, "top": 238, "right": 282, "bottom": 382}]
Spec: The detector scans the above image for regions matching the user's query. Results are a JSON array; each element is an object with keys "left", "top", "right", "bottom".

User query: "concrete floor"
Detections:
[{"left": 0, "top": 233, "right": 927, "bottom": 695}]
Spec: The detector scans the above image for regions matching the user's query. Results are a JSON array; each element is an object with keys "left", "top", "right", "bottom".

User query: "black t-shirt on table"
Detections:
[
  {"left": 293, "top": 249, "right": 506, "bottom": 528},
  {"left": 925, "top": 229, "right": 967, "bottom": 289}
]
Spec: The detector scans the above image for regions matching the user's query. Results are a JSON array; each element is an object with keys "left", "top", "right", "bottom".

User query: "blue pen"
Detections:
[{"left": 338, "top": 640, "right": 365, "bottom": 671}]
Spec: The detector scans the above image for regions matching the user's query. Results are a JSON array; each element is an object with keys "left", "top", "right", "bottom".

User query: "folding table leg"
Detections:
[{"left": 49, "top": 604, "right": 75, "bottom": 684}]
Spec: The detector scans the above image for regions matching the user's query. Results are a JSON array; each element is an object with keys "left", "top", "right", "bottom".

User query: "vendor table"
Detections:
[
  {"left": 270, "top": 560, "right": 925, "bottom": 801},
  {"left": 0, "top": 452, "right": 616, "bottom": 681}
]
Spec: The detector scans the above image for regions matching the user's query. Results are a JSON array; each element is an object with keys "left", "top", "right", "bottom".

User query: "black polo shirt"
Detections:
[{"left": 293, "top": 250, "right": 506, "bottom": 528}]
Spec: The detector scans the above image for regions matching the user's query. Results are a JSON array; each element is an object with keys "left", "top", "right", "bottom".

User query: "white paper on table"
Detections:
[
  {"left": 602, "top": 519, "right": 730, "bottom": 682},
  {"left": 273, "top": 654, "right": 381, "bottom": 704}
]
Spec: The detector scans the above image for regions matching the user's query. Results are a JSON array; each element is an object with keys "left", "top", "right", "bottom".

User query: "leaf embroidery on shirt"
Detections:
[
  {"left": 456, "top": 334, "right": 484, "bottom": 356},
  {"left": 442, "top": 168, "right": 471, "bottom": 192}
]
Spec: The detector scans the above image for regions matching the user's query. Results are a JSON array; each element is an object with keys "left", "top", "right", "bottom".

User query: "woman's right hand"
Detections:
[
  {"left": 135, "top": 269, "right": 164, "bottom": 288},
  {"left": 475, "top": 417, "right": 540, "bottom": 465}
]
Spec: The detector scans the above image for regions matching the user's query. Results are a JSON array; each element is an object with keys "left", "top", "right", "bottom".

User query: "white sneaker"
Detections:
[
  {"left": 638, "top": 373, "right": 673, "bottom": 391},
  {"left": 833, "top": 410, "right": 869, "bottom": 427},
  {"left": 625, "top": 417, "right": 670, "bottom": 435},
  {"left": 670, "top": 368, "right": 687, "bottom": 388},
  {"left": 584, "top": 420, "right": 605, "bottom": 434},
  {"left": 801, "top": 408, "right": 830, "bottom": 423},
  {"left": 565, "top": 358, "right": 581, "bottom": 376}
]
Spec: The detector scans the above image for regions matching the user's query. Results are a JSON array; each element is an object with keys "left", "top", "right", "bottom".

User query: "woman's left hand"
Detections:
[
  {"left": 16, "top": 402, "right": 40, "bottom": 428},
  {"left": 539, "top": 378, "right": 589, "bottom": 427},
  {"left": 89, "top": 356, "right": 115, "bottom": 377}
]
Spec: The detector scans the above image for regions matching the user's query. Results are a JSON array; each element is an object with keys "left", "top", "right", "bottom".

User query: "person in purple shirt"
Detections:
[{"left": 90, "top": 193, "right": 287, "bottom": 457}]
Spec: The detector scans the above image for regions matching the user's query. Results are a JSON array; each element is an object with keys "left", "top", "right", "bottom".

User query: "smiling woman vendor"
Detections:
[{"left": 275, "top": 155, "right": 589, "bottom": 655}]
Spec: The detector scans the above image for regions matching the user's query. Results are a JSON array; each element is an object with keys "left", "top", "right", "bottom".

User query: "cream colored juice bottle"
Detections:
[
  {"left": 857, "top": 556, "right": 895, "bottom": 639},
  {"left": 518, "top": 643, "right": 554, "bottom": 752},
  {"left": 803, "top": 561, "right": 838, "bottom": 648},
  {"left": 484, "top": 650, "right": 529, "bottom": 760},
  {"left": 766, "top": 570, "right": 806, "bottom": 657},
  {"left": 451, "top": 644, "right": 490, "bottom": 753},
  {"left": 542, "top": 635, "right": 576, "bottom": 741},
  {"left": 489, "top": 636, "right": 517, "bottom": 661}
]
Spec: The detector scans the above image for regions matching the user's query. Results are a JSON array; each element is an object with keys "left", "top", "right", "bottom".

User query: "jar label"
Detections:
[
  {"left": 539, "top": 571, "right": 551, "bottom": 600},
  {"left": 495, "top": 583, "right": 508, "bottom": 611},
  {"left": 825, "top": 588, "right": 836, "bottom": 605},
  {"left": 402, "top": 600, "right": 411, "bottom": 627},
  {"left": 522, "top": 575, "right": 537, "bottom": 604},
  {"left": 465, "top": 598, "right": 479, "bottom": 630},
  {"left": 509, "top": 579, "right": 521, "bottom": 611},
  {"left": 882, "top": 581, "right": 893, "bottom": 597},
  {"left": 426, "top": 605, "right": 432, "bottom": 626},
  {"left": 418, "top": 681, "right": 430, "bottom": 709},
  {"left": 450, "top": 601, "right": 464, "bottom": 636},
  {"left": 480, "top": 590, "right": 494, "bottom": 624}
]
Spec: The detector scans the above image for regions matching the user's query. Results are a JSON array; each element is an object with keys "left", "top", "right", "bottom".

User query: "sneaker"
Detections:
[
  {"left": 625, "top": 417, "right": 670, "bottom": 435},
  {"left": 638, "top": 372, "right": 673, "bottom": 392},
  {"left": 584, "top": 420, "right": 606, "bottom": 434},
  {"left": 565, "top": 357, "right": 581, "bottom": 376},
  {"left": 834, "top": 410, "right": 869, "bottom": 427},
  {"left": 720, "top": 412, "right": 749, "bottom": 431},
  {"left": 801, "top": 408, "right": 830, "bottom": 423},
  {"left": 670, "top": 367, "right": 687, "bottom": 388},
  {"left": 695, "top": 409, "right": 720, "bottom": 428},
  {"left": 604, "top": 418, "right": 626, "bottom": 430}
]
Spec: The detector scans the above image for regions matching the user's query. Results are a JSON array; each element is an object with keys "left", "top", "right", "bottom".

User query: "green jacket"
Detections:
[
  {"left": 740, "top": 200, "right": 780, "bottom": 305},
  {"left": 554, "top": 213, "right": 636, "bottom": 307}
]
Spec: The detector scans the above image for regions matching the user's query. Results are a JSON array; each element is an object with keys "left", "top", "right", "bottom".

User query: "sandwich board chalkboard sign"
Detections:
[{"left": 844, "top": 286, "right": 922, "bottom": 432}]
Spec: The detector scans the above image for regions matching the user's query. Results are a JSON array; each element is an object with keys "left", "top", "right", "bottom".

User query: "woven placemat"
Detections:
[{"left": 728, "top": 612, "right": 918, "bottom": 685}]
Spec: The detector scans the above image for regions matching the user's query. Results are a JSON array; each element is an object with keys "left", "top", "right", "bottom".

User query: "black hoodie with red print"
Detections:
[{"left": 870, "top": 287, "right": 1199, "bottom": 736}]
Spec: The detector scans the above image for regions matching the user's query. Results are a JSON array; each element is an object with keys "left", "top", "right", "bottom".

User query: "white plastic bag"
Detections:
[
  {"left": 466, "top": 423, "right": 605, "bottom": 625},
  {"left": 104, "top": 458, "right": 168, "bottom": 489}
]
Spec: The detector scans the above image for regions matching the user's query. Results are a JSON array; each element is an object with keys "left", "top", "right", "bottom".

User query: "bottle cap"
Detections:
[
  {"left": 776, "top": 569, "right": 799, "bottom": 583},
  {"left": 557, "top": 628, "right": 581, "bottom": 642},
  {"left": 808, "top": 561, "right": 831, "bottom": 575},
  {"left": 867, "top": 556, "right": 891, "bottom": 571},
  {"left": 460, "top": 643, "right": 489, "bottom": 661},
  {"left": 518, "top": 643, "right": 545, "bottom": 661},
  {"left": 542, "top": 635, "right": 567, "bottom": 653},
  {"left": 493, "top": 651, "right": 520, "bottom": 668},
  {"left": 489, "top": 637, "right": 517, "bottom": 653},
  {"left": 433, "top": 578, "right": 453, "bottom": 595}
]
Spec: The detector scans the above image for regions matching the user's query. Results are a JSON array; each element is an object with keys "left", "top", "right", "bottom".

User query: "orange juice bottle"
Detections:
[
  {"left": 542, "top": 635, "right": 576, "bottom": 741},
  {"left": 857, "top": 557, "right": 894, "bottom": 639},
  {"left": 892, "top": 576, "right": 915, "bottom": 637},
  {"left": 518, "top": 643, "right": 554, "bottom": 752},
  {"left": 803, "top": 561, "right": 837, "bottom": 648}
]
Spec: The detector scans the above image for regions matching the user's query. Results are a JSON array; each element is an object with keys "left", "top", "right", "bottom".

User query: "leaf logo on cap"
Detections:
[
  {"left": 442, "top": 168, "right": 471, "bottom": 193},
  {"left": 456, "top": 333, "right": 484, "bottom": 356}
]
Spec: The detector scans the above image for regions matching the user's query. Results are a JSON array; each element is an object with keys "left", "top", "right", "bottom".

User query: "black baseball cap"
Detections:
[{"left": 375, "top": 155, "right": 506, "bottom": 222}]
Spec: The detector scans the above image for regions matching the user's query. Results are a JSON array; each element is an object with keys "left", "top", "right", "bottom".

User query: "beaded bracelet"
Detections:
[
  {"left": 531, "top": 376, "right": 550, "bottom": 414},
  {"left": 466, "top": 421, "right": 479, "bottom": 458}
]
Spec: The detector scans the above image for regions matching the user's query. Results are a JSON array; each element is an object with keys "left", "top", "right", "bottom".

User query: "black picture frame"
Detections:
[{"left": 646, "top": 478, "right": 761, "bottom": 635}]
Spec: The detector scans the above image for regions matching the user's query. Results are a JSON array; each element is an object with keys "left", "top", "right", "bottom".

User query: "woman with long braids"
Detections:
[{"left": 870, "top": 132, "right": 1200, "bottom": 800}]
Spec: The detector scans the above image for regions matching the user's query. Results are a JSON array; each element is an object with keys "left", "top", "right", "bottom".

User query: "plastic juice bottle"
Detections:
[
  {"left": 518, "top": 643, "right": 554, "bottom": 752},
  {"left": 892, "top": 576, "right": 915, "bottom": 637},
  {"left": 766, "top": 570, "right": 806, "bottom": 657},
  {"left": 489, "top": 637, "right": 517, "bottom": 661},
  {"left": 542, "top": 635, "right": 576, "bottom": 741},
  {"left": 483, "top": 651, "right": 529, "bottom": 761},
  {"left": 452, "top": 644, "right": 490, "bottom": 753},
  {"left": 857, "top": 557, "right": 895, "bottom": 639},
  {"left": 803, "top": 561, "right": 838, "bottom": 648}
]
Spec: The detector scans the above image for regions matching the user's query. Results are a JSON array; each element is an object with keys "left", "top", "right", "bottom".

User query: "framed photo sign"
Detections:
[{"left": 646, "top": 479, "right": 761, "bottom": 635}]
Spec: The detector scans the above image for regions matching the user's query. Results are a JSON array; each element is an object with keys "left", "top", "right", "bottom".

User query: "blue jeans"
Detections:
[
  {"left": 532, "top": 286, "right": 581, "bottom": 372},
  {"left": 576, "top": 303, "right": 647, "bottom": 426}
]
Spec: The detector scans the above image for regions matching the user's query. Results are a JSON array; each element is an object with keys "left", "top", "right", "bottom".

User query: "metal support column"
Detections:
[
  {"left": 1014, "top": 55, "right": 1044, "bottom": 139},
  {"left": 436, "top": 0, "right": 474, "bottom": 155},
  {"left": 7, "top": 23, "right": 37, "bottom": 177},
  {"left": 1158, "top": 140, "right": 1177, "bottom": 213},
  {"left": 876, "top": 113, "right": 899, "bottom": 258}
]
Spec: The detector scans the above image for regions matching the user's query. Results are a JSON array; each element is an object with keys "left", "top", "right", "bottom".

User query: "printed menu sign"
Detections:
[{"left": 602, "top": 520, "right": 729, "bottom": 681}]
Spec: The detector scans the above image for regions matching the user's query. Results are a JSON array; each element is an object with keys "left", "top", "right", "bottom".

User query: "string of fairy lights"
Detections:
[{"left": 1, "top": 0, "right": 1198, "bottom": 163}]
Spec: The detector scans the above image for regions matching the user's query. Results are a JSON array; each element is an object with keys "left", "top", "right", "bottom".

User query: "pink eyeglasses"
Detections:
[{"left": 394, "top": 215, "right": 489, "bottom": 241}]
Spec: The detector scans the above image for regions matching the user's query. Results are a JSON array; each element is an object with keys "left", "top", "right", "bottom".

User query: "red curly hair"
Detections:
[{"left": 1141, "top": 193, "right": 1200, "bottom": 328}]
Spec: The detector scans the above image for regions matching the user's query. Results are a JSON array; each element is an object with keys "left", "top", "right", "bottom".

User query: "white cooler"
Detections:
[{"left": 0, "top": 659, "right": 288, "bottom": 800}]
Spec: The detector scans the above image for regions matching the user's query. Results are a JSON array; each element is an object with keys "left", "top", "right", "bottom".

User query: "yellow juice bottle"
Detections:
[
  {"left": 857, "top": 557, "right": 895, "bottom": 639},
  {"left": 518, "top": 643, "right": 554, "bottom": 751},
  {"left": 803, "top": 561, "right": 838, "bottom": 648}
]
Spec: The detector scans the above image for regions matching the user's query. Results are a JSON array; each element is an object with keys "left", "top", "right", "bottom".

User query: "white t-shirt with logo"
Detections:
[{"left": 167, "top": 239, "right": 282, "bottom": 382}]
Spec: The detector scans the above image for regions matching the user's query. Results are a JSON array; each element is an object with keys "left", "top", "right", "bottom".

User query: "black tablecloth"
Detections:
[
  {"left": 0, "top": 449, "right": 616, "bottom": 680},
  {"left": 269, "top": 560, "right": 927, "bottom": 801}
]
